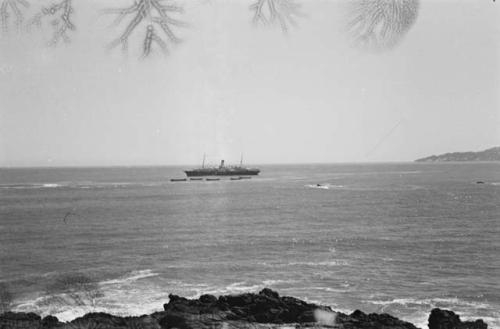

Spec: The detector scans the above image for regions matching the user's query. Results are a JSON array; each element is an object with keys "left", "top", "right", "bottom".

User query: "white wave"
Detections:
[
  {"left": 323, "top": 286, "right": 353, "bottom": 293},
  {"left": 305, "top": 183, "right": 345, "bottom": 190},
  {"left": 99, "top": 269, "right": 158, "bottom": 286},
  {"left": 202, "top": 282, "right": 261, "bottom": 295},
  {"left": 288, "top": 260, "right": 350, "bottom": 267},
  {"left": 258, "top": 260, "right": 349, "bottom": 268},
  {"left": 42, "top": 183, "right": 62, "bottom": 188},
  {"left": 369, "top": 297, "right": 490, "bottom": 310},
  {"left": 14, "top": 270, "right": 167, "bottom": 322},
  {"left": 196, "top": 280, "right": 297, "bottom": 297},
  {"left": 363, "top": 295, "right": 500, "bottom": 329},
  {"left": 305, "top": 184, "right": 330, "bottom": 190},
  {"left": 290, "top": 286, "right": 353, "bottom": 295},
  {"left": 367, "top": 296, "right": 499, "bottom": 328},
  {"left": 12, "top": 277, "right": 291, "bottom": 322},
  {"left": 75, "top": 181, "right": 170, "bottom": 189},
  {"left": 262, "top": 279, "right": 294, "bottom": 286},
  {"left": 14, "top": 292, "right": 102, "bottom": 322},
  {"left": 0, "top": 183, "right": 63, "bottom": 189}
]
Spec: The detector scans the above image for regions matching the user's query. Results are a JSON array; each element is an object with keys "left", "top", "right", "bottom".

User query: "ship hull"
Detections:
[{"left": 184, "top": 169, "right": 260, "bottom": 177}]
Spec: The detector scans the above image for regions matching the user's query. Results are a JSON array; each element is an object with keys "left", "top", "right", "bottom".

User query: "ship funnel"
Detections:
[{"left": 219, "top": 160, "right": 225, "bottom": 168}]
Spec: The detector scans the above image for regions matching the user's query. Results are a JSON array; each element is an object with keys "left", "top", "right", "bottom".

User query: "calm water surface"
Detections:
[{"left": 1, "top": 163, "right": 499, "bottom": 328}]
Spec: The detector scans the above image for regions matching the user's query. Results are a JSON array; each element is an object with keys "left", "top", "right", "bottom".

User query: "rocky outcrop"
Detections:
[
  {"left": 0, "top": 289, "right": 489, "bottom": 329},
  {"left": 428, "top": 309, "right": 487, "bottom": 329},
  {"left": 162, "top": 288, "right": 328, "bottom": 324},
  {"left": 0, "top": 312, "right": 43, "bottom": 329}
]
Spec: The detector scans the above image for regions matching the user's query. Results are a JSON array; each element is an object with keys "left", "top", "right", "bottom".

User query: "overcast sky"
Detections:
[{"left": 0, "top": 0, "right": 498, "bottom": 167}]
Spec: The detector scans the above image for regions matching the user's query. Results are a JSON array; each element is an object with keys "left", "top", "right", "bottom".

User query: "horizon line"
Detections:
[
  {"left": 0, "top": 160, "right": 418, "bottom": 169},
  {"left": 4, "top": 160, "right": 500, "bottom": 169}
]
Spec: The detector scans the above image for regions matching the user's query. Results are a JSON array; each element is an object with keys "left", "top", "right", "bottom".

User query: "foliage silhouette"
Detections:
[
  {"left": 23, "top": 0, "right": 76, "bottom": 46},
  {"left": 0, "top": 0, "right": 29, "bottom": 33},
  {"left": 250, "top": 0, "right": 302, "bottom": 33},
  {"left": 0, "top": 0, "right": 422, "bottom": 57},
  {"left": 346, "top": 0, "right": 419, "bottom": 51},
  {"left": 105, "top": 0, "right": 185, "bottom": 58}
]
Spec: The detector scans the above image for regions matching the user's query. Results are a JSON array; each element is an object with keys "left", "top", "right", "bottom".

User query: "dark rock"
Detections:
[
  {"left": 0, "top": 290, "right": 491, "bottom": 329},
  {"left": 124, "top": 315, "right": 162, "bottom": 329},
  {"left": 0, "top": 312, "right": 41, "bottom": 329},
  {"left": 223, "top": 293, "right": 255, "bottom": 308},
  {"left": 296, "top": 309, "right": 316, "bottom": 323},
  {"left": 429, "top": 308, "right": 487, "bottom": 329},
  {"left": 159, "top": 313, "right": 189, "bottom": 329},
  {"left": 161, "top": 288, "right": 325, "bottom": 325},
  {"left": 350, "top": 310, "right": 367, "bottom": 319},
  {"left": 167, "top": 294, "right": 187, "bottom": 304},
  {"left": 41, "top": 315, "right": 61, "bottom": 328},
  {"left": 259, "top": 288, "right": 280, "bottom": 300},
  {"left": 69, "top": 312, "right": 127, "bottom": 328},
  {"left": 199, "top": 294, "right": 217, "bottom": 304},
  {"left": 334, "top": 310, "right": 419, "bottom": 329}
]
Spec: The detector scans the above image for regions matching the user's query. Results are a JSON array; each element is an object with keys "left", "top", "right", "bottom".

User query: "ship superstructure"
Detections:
[{"left": 184, "top": 156, "right": 260, "bottom": 177}]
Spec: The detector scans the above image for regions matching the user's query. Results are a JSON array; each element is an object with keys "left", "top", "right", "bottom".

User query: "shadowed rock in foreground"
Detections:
[
  {"left": 0, "top": 289, "right": 488, "bottom": 329},
  {"left": 428, "top": 309, "right": 487, "bottom": 329}
]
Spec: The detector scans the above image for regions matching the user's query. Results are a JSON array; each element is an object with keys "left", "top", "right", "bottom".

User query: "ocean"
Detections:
[{"left": 0, "top": 163, "right": 499, "bottom": 328}]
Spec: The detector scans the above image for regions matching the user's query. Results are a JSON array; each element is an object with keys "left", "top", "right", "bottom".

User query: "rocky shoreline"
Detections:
[{"left": 0, "top": 289, "right": 488, "bottom": 329}]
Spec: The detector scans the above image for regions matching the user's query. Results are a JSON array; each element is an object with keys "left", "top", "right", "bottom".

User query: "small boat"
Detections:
[
  {"left": 239, "top": 176, "right": 252, "bottom": 179},
  {"left": 170, "top": 178, "right": 187, "bottom": 182},
  {"left": 190, "top": 178, "right": 203, "bottom": 181},
  {"left": 306, "top": 184, "right": 329, "bottom": 190},
  {"left": 205, "top": 178, "right": 220, "bottom": 181},
  {"left": 230, "top": 177, "right": 241, "bottom": 180}
]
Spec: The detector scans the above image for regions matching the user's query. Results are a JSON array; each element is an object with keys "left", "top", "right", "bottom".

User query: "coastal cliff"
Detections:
[
  {"left": 415, "top": 147, "right": 500, "bottom": 162},
  {"left": 0, "top": 289, "right": 488, "bottom": 329}
]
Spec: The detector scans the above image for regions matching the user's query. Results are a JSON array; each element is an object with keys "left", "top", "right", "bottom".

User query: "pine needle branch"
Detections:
[
  {"left": 250, "top": 0, "right": 302, "bottom": 33},
  {"left": 0, "top": 0, "right": 29, "bottom": 33},
  {"left": 106, "top": 0, "right": 184, "bottom": 58},
  {"left": 346, "top": 0, "right": 419, "bottom": 51}
]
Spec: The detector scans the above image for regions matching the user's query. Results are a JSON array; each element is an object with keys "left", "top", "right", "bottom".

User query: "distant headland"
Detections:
[{"left": 415, "top": 147, "right": 500, "bottom": 162}]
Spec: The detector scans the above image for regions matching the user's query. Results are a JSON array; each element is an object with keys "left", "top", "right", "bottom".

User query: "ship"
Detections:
[{"left": 184, "top": 155, "right": 260, "bottom": 177}]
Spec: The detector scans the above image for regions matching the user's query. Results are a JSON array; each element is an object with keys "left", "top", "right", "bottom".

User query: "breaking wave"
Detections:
[
  {"left": 370, "top": 296, "right": 491, "bottom": 310},
  {"left": 367, "top": 296, "right": 500, "bottom": 329},
  {"left": 99, "top": 270, "right": 159, "bottom": 286},
  {"left": 0, "top": 181, "right": 169, "bottom": 190},
  {"left": 259, "top": 260, "right": 350, "bottom": 268},
  {"left": 11, "top": 273, "right": 297, "bottom": 322},
  {"left": 0, "top": 183, "right": 64, "bottom": 189},
  {"left": 10, "top": 270, "right": 500, "bottom": 328},
  {"left": 12, "top": 270, "right": 166, "bottom": 322},
  {"left": 305, "top": 184, "right": 344, "bottom": 190}
]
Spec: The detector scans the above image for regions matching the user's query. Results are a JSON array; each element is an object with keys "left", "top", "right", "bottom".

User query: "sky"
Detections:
[{"left": 0, "top": 0, "right": 499, "bottom": 167}]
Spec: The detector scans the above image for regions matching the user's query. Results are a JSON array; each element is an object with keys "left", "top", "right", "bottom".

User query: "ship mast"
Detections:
[
  {"left": 202, "top": 153, "right": 206, "bottom": 168},
  {"left": 240, "top": 153, "right": 243, "bottom": 167}
]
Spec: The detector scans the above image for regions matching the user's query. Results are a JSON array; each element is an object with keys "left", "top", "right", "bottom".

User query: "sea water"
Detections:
[{"left": 0, "top": 163, "right": 499, "bottom": 328}]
